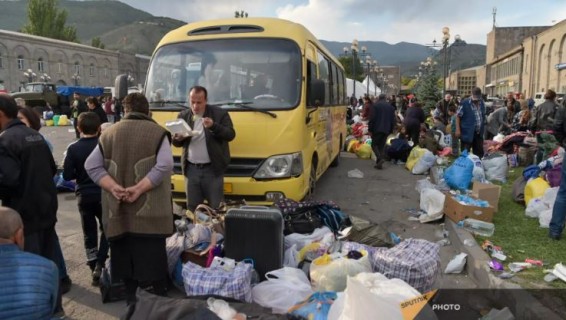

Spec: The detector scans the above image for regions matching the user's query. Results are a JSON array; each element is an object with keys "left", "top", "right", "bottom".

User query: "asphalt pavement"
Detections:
[{"left": 43, "top": 125, "right": 477, "bottom": 320}]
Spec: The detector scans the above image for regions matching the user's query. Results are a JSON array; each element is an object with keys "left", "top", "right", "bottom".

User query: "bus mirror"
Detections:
[
  {"left": 308, "top": 79, "right": 325, "bottom": 107},
  {"left": 114, "top": 74, "right": 128, "bottom": 100}
]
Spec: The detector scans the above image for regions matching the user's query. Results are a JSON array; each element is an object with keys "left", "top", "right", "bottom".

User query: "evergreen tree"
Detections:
[
  {"left": 21, "top": 0, "right": 78, "bottom": 43},
  {"left": 338, "top": 56, "right": 363, "bottom": 82},
  {"left": 415, "top": 59, "right": 441, "bottom": 116}
]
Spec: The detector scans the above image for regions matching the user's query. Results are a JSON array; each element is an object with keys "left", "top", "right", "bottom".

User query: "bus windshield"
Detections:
[{"left": 146, "top": 38, "right": 301, "bottom": 110}]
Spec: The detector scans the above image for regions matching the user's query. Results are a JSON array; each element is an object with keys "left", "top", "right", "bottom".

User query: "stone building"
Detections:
[{"left": 0, "top": 29, "right": 149, "bottom": 93}]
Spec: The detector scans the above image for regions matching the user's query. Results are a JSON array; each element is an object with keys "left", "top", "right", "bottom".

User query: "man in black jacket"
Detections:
[
  {"left": 0, "top": 93, "right": 62, "bottom": 313},
  {"left": 368, "top": 94, "right": 397, "bottom": 169},
  {"left": 172, "top": 86, "right": 235, "bottom": 212}
]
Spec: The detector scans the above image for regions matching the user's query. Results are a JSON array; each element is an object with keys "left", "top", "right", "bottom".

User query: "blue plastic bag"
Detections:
[
  {"left": 287, "top": 292, "right": 337, "bottom": 319},
  {"left": 444, "top": 150, "right": 474, "bottom": 191}
]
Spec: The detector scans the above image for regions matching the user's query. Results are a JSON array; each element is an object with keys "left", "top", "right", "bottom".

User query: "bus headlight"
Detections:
[{"left": 254, "top": 152, "right": 303, "bottom": 179}]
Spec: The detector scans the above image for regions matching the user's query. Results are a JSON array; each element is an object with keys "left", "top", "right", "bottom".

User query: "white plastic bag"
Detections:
[
  {"left": 412, "top": 150, "right": 436, "bottom": 175},
  {"left": 483, "top": 154, "right": 508, "bottom": 183},
  {"left": 444, "top": 252, "right": 467, "bottom": 274},
  {"left": 251, "top": 267, "right": 314, "bottom": 314},
  {"left": 419, "top": 188, "right": 446, "bottom": 218},
  {"left": 328, "top": 273, "right": 421, "bottom": 320},
  {"left": 283, "top": 244, "right": 299, "bottom": 268},
  {"left": 525, "top": 198, "right": 545, "bottom": 218},
  {"left": 538, "top": 187, "right": 558, "bottom": 228},
  {"left": 415, "top": 178, "right": 437, "bottom": 194},
  {"left": 284, "top": 226, "right": 333, "bottom": 251},
  {"left": 468, "top": 154, "right": 486, "bottom": 182},
  {"left": 310, "top": 252, "right": 372, "bottom": 292}
]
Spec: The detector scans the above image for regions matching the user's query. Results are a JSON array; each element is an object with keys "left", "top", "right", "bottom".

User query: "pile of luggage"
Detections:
[{"left": 147, "top": 199, "right": 442, "bottom": 319}]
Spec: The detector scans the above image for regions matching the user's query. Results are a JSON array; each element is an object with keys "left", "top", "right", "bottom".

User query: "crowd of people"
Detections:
[
  {"left": 348, "top": 87, "right": 566, "bottom": 242},
  {"left": 0, "top": 85, "right": 235, "bottom": 318}
]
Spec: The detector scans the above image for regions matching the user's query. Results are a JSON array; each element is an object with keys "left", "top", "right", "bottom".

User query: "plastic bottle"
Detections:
[{"left": 459, "top": 218, "right": 495, "bottom": 237}]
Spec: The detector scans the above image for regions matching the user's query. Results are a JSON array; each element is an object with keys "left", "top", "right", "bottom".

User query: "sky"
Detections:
[{"left": 119, "top": 0, "right": 566, "bottom": 45}]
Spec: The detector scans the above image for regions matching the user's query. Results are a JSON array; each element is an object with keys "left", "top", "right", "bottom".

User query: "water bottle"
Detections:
[{"left": 459, "top": 218, "right": 495, "bottom": 237}]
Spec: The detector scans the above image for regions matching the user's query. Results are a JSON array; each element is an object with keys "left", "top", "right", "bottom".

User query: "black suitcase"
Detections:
[{"left": 224, "top": 206, "right": 284, "bottom": 280}]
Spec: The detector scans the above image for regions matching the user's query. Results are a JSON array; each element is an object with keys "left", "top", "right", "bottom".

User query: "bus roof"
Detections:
[{"left": 154, "top": 17, "right": 341, "bottom": 67}]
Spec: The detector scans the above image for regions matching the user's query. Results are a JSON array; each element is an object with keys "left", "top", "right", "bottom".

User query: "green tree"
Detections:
[
  {"left": 91, "top": 37, "right": 105, "bottom": 49},
  {"left": 338, "top": 56, "right": 363, "bottom": 82},
  {"left": 415, "top": 64, "right": 441, "bottom": 116},
  {"left": 21, "top": 0, "right": 78, "bottom": 42}
]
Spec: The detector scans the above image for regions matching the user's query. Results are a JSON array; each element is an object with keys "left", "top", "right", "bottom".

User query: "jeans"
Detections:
[
  {"left": 461, "top": 132, "right": 484, "bottom": 158},
  {"left": 77, "top": 194, "right": 109, "bottom": 269},
  {"left": 549, "top": 161, "right": 566, "bottom": 236},
  {"left": 185, "top": 164, "right": 224, "bottom": 212}
]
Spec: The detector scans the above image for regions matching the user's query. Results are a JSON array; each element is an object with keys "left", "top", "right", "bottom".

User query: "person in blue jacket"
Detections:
[
  {"left": 0, "top": 206, "right": 59, "bottom": 320},
  {"left": 456, "top": 87, "right": 486, "bottom": 158}
]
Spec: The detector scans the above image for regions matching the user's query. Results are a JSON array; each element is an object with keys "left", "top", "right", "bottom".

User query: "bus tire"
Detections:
[
  {"left": 305, "top": 163, "right": 316, "bottom": 200},
  {"left": 330, "top": 152, "right": 340, "bottom": 167}
]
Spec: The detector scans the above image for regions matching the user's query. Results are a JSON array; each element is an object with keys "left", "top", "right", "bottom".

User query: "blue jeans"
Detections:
[{"left": 549, "top": 162, "right": 566, "bottom": 236}]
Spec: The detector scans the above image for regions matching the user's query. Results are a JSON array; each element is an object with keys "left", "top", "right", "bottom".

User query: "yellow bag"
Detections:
[
  {"left": 57, "top": 115, "right": 69, "bottom": 126},
  {"left": 406, "top": 146, "right": 426, "bottom": 172},
  {"left": 45, "top": 120, "right": 54, "bottom": 126},
  {"left": 347, "top": 140, "right": 360, "bottom": 153},
  {"left": 524, "top": 177, "right": 550, "bottom": 206},
  {"left": 356, "top": 144, "right": 372, "bottom": 159}
]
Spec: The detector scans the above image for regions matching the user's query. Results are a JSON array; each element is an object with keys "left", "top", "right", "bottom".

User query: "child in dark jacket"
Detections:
[
  {"left": 387, "top": 132, "right": 411, "bottom": 163},
  {"left": 62, "top": 112, "right": 108, "bottom": 286}
]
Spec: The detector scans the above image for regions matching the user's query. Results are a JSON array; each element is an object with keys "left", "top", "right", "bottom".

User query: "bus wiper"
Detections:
[
  {"left": 151, "top": 100, "right": 188, "bottom": 109},
  {"left": 212, "top": 100, "right": 277, "bottom": 118}
]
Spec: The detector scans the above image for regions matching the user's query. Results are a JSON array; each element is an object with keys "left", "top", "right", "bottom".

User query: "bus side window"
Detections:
[{"left": 307, "top": 60, "right": 317, "bottom": 107}]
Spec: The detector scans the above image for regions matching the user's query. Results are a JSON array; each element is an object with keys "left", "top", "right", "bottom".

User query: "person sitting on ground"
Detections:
[
  {"left": 386, "top": 131, "right": 411, "bottom": 164},
  {"left": 0, "top": 207, "right": 59, "bottom": 319}
]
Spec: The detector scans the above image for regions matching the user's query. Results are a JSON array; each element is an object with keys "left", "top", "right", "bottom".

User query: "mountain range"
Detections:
[{"left": 0, "top": 0, "right": 486, "bottom": 76}]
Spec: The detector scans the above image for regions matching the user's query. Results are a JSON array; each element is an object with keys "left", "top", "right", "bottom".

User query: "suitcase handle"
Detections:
[{"left": 239, "top": 205, "right": 272, "bottom": 210}]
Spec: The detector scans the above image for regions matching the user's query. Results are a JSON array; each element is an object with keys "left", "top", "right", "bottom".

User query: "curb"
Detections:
[{"left": 445, "top": 220, "right": 562, "bottom": 319}]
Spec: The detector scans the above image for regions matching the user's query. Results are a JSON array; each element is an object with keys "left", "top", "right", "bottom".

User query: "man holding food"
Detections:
[{"left": 172, "top": 86, "right": 236, "bottom": 212}]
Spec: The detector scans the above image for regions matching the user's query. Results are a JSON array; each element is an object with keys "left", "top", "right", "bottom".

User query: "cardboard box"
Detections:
[
  {"left": 471, "top": 182, "right": 501, "bottom": 213},
  {"left": 443, "top": 193, "right": 495, "bottom": 223}
]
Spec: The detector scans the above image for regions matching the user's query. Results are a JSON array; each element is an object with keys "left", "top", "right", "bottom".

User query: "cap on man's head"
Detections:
[{"left": 472, "top": 87, "right": 482, "bottom": 99}]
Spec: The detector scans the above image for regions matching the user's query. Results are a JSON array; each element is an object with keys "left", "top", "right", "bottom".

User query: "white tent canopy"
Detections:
[{"left": 346, "top": 77, "right": 380, "bottom": 99}]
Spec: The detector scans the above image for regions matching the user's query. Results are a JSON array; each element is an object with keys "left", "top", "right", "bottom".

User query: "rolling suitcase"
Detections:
[{"left": 224, "top": 206, "right": 284, "bottom": 280}]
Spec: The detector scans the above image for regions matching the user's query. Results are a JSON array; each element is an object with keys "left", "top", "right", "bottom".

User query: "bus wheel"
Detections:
[
  {"left": 305, "top": 164, "right": 316, "bottom": 200},
  {"left": 330, "top": 152, "right": 340, "bottom": 167}
]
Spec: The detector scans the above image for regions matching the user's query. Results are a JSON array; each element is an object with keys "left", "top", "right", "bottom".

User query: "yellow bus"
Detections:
[{"left": 145, "top": 17, "right": 347, "bottom": 206}]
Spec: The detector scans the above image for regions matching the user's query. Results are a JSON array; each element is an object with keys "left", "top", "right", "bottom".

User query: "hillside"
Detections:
[{"left": 0, "top": 0, "right": 486, "bottom": 71}]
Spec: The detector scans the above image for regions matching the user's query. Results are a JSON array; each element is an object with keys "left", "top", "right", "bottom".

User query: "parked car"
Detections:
[{"left": 533, "top": 91, "right": 565, "bottom": 107}]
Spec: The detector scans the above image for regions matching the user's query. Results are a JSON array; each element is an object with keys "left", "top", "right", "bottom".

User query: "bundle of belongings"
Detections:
[{"left": 156, "top": 198, "right": 441, "bottom": 319}]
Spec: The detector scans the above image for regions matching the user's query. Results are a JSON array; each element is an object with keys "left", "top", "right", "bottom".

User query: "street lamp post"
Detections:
[
  {"left": 39, "top": 73, "right": 51, "bottom": 82},
  {"left": 23, "top": 68, "right": 36, "bottom": 84},
  {"left": 442, "top": 27, "right": 450, "bottom": 98},
  {"left": 343, "top": 39, "right": 360, "bottom": 100}
]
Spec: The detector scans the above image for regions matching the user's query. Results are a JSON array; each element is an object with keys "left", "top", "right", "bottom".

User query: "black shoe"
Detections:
[
  {"left": 60, "top": 276, "right": 72, "bottom": 294},
  {"left": 549, "top": 232, "right": 561, "bottom": 240},
  {"left": 374, "top": 159, "right": 384, "bottom": 170},
  {"left": 91, "top": 263, "right": 103, "bottom": 286}
]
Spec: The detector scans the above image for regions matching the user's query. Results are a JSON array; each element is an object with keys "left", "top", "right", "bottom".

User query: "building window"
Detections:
[
  {"left": 104, "top": 67, "right": 108, "bottom": 78},
  {"left": 38, "top": 58, "right": 44, "bottom": 72},
  {"left": 17, "top": 55, "right": 24, "bottom": 70},
  {"left": 58, "top": 61, "right": 62, "bottom": 74},
  {"left": 89, "top": 63, "right": 95, "bottom": 77},
  {"left": 0, "top": 53, "right": 3, "bottom": 69},
  {"left": 74, "top": 62, "right": 80, "bottom": 75}
]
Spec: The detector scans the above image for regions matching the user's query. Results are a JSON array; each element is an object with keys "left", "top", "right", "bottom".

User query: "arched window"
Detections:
[
  {"left": 89, "top": 63, "right": 95, "bottom": 77},
  {"left": 58, "top": 60, "right": 63, "bottom": 74},
  {"left": 74, "top": 62, "right": 81, "bottom": 75},
  {"left": 0, "top": 53, "right": 3, "bottom": 69}
]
